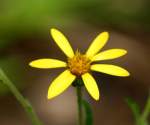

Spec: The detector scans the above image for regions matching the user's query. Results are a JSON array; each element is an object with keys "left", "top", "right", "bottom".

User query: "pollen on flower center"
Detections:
[{"left": 67, "top": 51, "right": 91, "bottom": 76}]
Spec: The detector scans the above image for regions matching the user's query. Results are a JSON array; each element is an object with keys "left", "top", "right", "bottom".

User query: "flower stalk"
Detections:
[
  {"left": 77, "top": 85, "right": 83, "bottom": 125},
  {"left": 0, "top": 68, "right": 43, "bottom": 125}
]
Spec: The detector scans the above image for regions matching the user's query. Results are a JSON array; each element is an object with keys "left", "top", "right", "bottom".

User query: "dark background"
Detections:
[{"left": 0, "top": 0, "right": 150, "bottom": 125}]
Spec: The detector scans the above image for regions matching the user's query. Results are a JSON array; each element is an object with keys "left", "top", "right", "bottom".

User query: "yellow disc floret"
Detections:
[{"left": 68, "top": 51, "right": 91, "bottom": 76}]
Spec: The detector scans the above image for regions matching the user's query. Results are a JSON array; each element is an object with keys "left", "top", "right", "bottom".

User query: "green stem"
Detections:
[
  {"left": 77, "top": 85, "right": 83, "bottom": 125},
  {"left": 0, "top": 68, "right": 43, "bottom": 125},
  {"left": 82, "top": 99, "right": 93, "bottom": 125},
  {"left": 142, "top": 96, "right": 150, "bottom": 121}
]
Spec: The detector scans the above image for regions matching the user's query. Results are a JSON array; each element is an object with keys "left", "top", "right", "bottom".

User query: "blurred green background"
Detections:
[{"left": 0, "top": 0, "right": 150, "bottom": 125}]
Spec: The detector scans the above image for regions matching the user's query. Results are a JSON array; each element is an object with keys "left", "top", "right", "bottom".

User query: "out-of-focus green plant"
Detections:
[
  {"left": 0, "top": 56, "right": 25, "bottom": 96},
  {"left": 126, "top": 96, "right": 150, "bottom": 125},
  {"left": 0, "top": 68, "right": 43, "bottom": 125},
  {"left": 0, "top": 0, "right": 150, "bottom": 48},
  {"left": 0, "top": 66, "right": 93, "bottom": 125}
]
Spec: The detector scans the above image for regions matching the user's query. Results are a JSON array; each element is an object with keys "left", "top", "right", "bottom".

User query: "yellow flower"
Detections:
[{"left": 29, "top": 28, "right": 130, "bottom": 101}]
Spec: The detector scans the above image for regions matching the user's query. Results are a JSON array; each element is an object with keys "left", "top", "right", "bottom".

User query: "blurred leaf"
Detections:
[
  {"left": 142, "top": 96, "right": 150, "bottom": 121},
  {"left": 0, "top": 39, "right": 13, "bottom": 49},
  {"left": 126, "top": 98, "right": 141, "bottom": 120},
  {"left": 0, "top": 68, "right": 43, "bottom": 125},
  {"left": 0, "top": 0, "right": 149, "bottom": 45},
  {"left": 0, "top": 0, "right": 77, "bottom": 42},
  {"left": 82, "top": 99, "right": 93, "bottom": 125},
  {"left": 126, "top": 97, "right": 150, "bottom": 125},
  {"left": 0, "top": 56, "right": 25, "bottom": 96}
]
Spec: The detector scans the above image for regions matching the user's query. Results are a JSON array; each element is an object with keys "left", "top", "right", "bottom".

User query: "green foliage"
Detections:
[
  {"left": 126, "top": 98, "right": 141, "bottom": 121},
  {"left": 0, "top": 56, "right": 25, "bottom": 96},
  {"left": 0, "top": 68, "right": 43, "bottom": 125},
  {"left": 0, "top": 0, "right": 149, "bottom": 48},
  {"left": 126, "top": 97, "right": 150, "bottom": 125}
]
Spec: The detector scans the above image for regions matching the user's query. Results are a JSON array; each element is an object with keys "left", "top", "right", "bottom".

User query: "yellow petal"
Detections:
[
  {"left": 91, "top": 64, "right": 130, "bottom": 77},
  {"left": 82, "top": 73, "right": 100, "bottom": 100},
  {"left": 91, "top": 49, "right": 127, "bottom": 62},
  {"left": 86, "top": 32, "right": 109, "bottom": 58},
  {"left": 48, "top": 70, "right": 76, "bottom": 99},
  {"left": 50, "top": 28, "right": 74, "bottom": 58},
  {"left": 29, "top": 59, "right": 67, "bottom": 69}
]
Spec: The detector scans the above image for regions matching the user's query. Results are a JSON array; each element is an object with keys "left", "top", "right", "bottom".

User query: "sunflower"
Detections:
[{"left": 29, "top": 28, "right": 130, "bottom": 101}]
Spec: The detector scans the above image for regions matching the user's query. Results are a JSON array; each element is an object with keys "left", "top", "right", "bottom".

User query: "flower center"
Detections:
[{"left": 68, "top": 51, "right": 91, "bottom": 76}]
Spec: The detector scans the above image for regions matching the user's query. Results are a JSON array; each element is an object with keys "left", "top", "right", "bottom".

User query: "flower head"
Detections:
[
  {"left": 68, "top": 51, "right": 91, "bottom": 76},
  {"left": 29, "top": 28, "right": 130, "bottom": 101}
]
